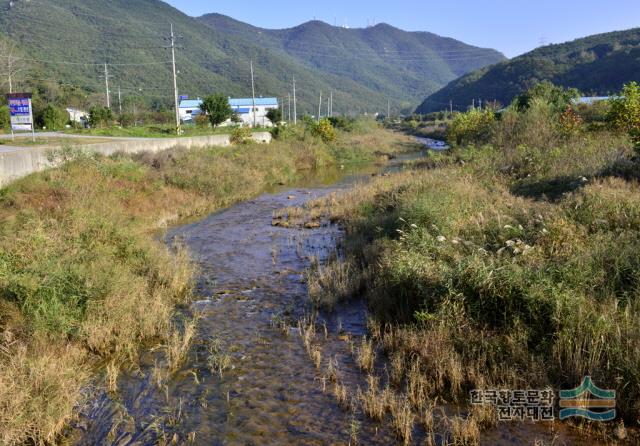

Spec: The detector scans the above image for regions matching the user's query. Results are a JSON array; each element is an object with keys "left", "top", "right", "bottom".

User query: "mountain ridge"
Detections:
[
  {"left": 416, "top": 27, "right": 640, "bottom": 113},
  {"left": 0, "top": 0, "right": 505, "bottom": 114},
  {"left": 199, "top": 13, "right": 506, "bottom": 112}
]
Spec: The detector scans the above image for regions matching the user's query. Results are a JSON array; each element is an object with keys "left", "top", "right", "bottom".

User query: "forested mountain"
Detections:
[
  {"left": 416, "top": 28, "right": 640, "bottom": 113},
  {"left": 198, "top": 14, "right": 505, "bottom": 113},
  {"left": 0, "top": 0, "right": 504, "bottom": 114}
]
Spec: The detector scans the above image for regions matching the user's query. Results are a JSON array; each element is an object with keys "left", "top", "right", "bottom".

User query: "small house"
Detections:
[
  {"left": 66, "top": 108, "right": 89, "bottom": 127},
  {"left": 229, "top": 97, "right": 279, "bottom": 127},
  {"left": 179, "top": 99, "right": 204, "bottom": 123},
  {"left": 178, "top": 97, "right": 279, "bottom": 127}
]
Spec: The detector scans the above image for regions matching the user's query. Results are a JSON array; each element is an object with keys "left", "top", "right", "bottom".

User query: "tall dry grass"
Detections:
[
  {"left": 304, "top": 119, "right": 640, "bottom": 432},
  {"left": 0, "top": 122, "right": 415, "bottom": 444}
]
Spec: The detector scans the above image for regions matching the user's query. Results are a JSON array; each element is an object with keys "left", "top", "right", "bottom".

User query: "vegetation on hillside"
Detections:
[
  {"left": 295, "top": 83, "right": 640, "bottom": 442},
  {"left": 417, "top": 27, "right": 640, "bottom": 114},
  {"left": 0, "top": 0, "right": 503, "bottom": 120},
  {"left": 199, "top": 14, "right": 505, "bottom": 114},
  {"left": 0, "top": 119, "right": 417, "bottom": 445}
]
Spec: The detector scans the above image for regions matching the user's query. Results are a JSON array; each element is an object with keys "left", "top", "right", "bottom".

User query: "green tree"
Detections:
[
  {"left": 514, "top": 81, "right": 580, "bottom": 113},
  {"left": 200, "top": 94, "right": 233, "bottom": 128},
  {"left": 89, "top": 106, "right": 114, "bottom": 128},
  {"left": 607, "top": 82, "right": 640, "bottom": 150},
  {"left": 40, "top": 105, "right": 68, "bottom": 130},
  {"left": 266, "top": 108, "right": 282, "bottom": 126},
  {"left": 0, "top": 105, "right": 9, "bottom": 129},
  {"left": 446, "top": 108, "right": 495, "bottom": 146}
]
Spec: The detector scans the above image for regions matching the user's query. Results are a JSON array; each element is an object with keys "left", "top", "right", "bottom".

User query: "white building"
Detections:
[
  {"left": 179, "top": 97, "right": 279, "bottom": 127},
  {"left": 229, "top": 98, "right": 279, "bottom": 127},
  {"left": 66, "top": 108, "right": 89, "bottom": 127}
]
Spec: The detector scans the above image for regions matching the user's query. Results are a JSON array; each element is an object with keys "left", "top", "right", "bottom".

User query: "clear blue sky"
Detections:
[{"left": 164, "top": 0, "right": 640, "bottom": 57}]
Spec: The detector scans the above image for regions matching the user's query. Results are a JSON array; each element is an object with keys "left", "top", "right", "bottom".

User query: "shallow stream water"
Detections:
[{"left": 71, "top": 149, "right": 607, "bottom": 445}]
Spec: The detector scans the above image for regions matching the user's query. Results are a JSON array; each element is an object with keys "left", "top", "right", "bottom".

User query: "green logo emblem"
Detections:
[{"left": 559, "top": 376, "right": 616, "bottom": 421}]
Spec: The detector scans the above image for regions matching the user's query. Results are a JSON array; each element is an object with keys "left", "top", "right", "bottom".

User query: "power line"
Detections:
[{"left": 0, "top": 55, "right": 173, "bottom": 67}]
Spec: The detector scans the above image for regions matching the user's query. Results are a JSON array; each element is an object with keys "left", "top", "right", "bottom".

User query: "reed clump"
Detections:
[{"left": 305, "top": 99, "right": 640, "bottom": 435}]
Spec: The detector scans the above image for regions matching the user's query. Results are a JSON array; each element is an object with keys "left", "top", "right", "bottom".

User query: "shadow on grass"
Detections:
[
  {"left": 599, "top": 154, "right": 640, "bottom": 182},
  {"left": 512, "top": 154, "right": 640, "bottom": 201},
  {"left": 510, "top": 176, "right": 588, "bottom": 201}
]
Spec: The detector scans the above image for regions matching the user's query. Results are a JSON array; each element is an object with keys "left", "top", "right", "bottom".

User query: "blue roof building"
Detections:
[{"left": 179, "top": 97, "right": 279, "bottom": 127}]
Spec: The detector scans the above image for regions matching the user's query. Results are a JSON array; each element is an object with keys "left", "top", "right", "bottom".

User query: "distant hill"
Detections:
[
  {"left": 0, "top": 0, "right": 504, "bottom": 114},
  {"left": 198, "top": 14, "right": 506, "bottom": 113},
  {"left": 416, "top": 28, "right": 640, "bottom": 114}
]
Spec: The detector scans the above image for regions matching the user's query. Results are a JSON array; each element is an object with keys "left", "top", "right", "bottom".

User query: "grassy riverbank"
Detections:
[
  {"left": 300, "top": 97, "right": 640, "bottom": 442},
  {"left": 0, "top": 120, "right": 418, "bottom": 445}
]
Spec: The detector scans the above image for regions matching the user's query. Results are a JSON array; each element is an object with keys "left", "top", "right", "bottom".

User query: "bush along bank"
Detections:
[
  {"left": 0, "top": 119, "right": 418, "bottom": 445},
  {"left": 297, "top": 84, "right": 640, "bottom": 443}
]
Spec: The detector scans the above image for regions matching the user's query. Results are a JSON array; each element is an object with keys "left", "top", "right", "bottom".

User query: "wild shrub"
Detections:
[
  {"left": 446, "top": 108, "right": 495, "bottom": 146},
  {"left": 309, "top": 118, "right": 337, "bottom": 143},
  {"left": 557, "top": 106, "right": 583, "bottom": 137},
  {"left": 0, "top": 105, "right": 10, "bottom": 129},
  {"left": 230, "top": 126, "right": 252, "bottom": 144},
  {"left": 607, "top": 81, "right": 640, "bottom": 151}
]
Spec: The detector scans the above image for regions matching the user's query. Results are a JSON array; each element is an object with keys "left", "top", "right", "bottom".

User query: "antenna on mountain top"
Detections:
[{"left": 539, "top": 36, "right": 548, "bottom": 46}]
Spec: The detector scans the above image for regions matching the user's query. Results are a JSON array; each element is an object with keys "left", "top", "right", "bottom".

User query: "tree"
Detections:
[
  {"left": 200, "top": 94, "right": 233, "bottom": 127},
  {"left": 89, "top": 106, "right": 114, "bottom": 128},
  {"left": 0, "top": 39, "right": 26, "bottom": 93},
  {"left": 0, "top": 105, "right": 9, "bottom": 129},
  {"left": 39, "top": 105, "right": 68, "bottom": 130},
  {"left": 446, "top": 108, "right": 495, "bottom": 146},
  {"left": 266, "top": 108, "right": 282, "bottom": 126},
  {"left": 513, "top": 81, "right": 580, "bottom": 114},
  {"left": 607, "top": 82, "right": 640, "bottom": 151}
]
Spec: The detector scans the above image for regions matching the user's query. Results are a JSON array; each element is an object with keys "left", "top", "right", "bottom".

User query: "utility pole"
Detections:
[
  {"left": 318, "top": 91, "right": 322, "bottom": 123},
  {"left": 250, "top": 60, "right": 257, "bottom": 128},
  {"left": 288, "top": 93, "right": 292, "bottom": 122},
  {"left": 479, "top": 99, "right": 482, "bottom": 109},
  {"left": 329, "top": 91, "right": 333, "bottom": 117},
  {"left": 101, "top": 62, "right": 111, "bottom": 108},
  {"left": 280, "top": 97, "right": 284, "bottom": 123},
  {"left": 118, "top": 86, "right": 122, "bottom": 115},
  {"left": 450, "top": 100, "right": 453, "bottom": 117},
  {"left": 166, "top": 23, "right": 182, "bottom": 135},
  {"left": 292, "top": 76, "right": 297, "bottom": 125},
  {"left": 387, "top": 99, "right": 390, "bottom": 118}
]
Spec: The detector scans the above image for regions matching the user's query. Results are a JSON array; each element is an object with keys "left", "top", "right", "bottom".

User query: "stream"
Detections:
[{"left": 70, "top": 147, "right": 602, "bottom": 445}]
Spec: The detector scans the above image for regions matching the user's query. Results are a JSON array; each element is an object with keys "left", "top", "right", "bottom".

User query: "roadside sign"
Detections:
[
  {"left": 6, "top": 93, "right": 35, "bottom": 141},
  {"left": 179, "top": 95, "right": 189, "bottom": 100}
]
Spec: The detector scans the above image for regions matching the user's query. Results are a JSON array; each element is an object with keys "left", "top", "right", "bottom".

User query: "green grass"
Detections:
[
  {"left": 307, "top": 113, "right": 640, "bottom": 436},
  {"left": 0, "top": 120, "right": 415, "bottom": 445}
]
